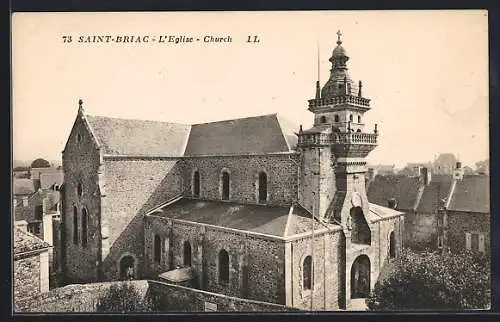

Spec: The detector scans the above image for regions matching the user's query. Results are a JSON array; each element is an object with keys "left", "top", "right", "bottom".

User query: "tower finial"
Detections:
[
  {"left": 336, "top": 30, "right": 343, "bottom": 45},
  {"left": 78, "top": 99, "right": 83, "bottom": 108}
]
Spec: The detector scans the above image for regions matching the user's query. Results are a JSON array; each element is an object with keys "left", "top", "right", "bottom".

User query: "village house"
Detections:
[
  {"left": 368, "top": 162, "right": 490, "bottom": 253},
  {"left": 13, "top": 176, "right": 63, "bottom": 287},
  {"left": 60, "top": 31, "right": 404, "bottom": 310},
  {"left": 13, "top": 226, "right": 51, "bottom": 304}
]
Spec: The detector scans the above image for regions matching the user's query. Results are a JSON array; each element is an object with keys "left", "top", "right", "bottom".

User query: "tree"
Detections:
[
  {"left": 366, "top": 249, "right": 490, "bottom": 311},
  {"left": 30, "top": 158, "right": 51, "bottom": 168},
  {"left": 96, "top": 282, "right": 154, "bottom": 313}
]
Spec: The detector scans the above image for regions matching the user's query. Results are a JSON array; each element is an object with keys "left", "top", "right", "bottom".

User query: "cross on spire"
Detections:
[{"left": 336, "top": 30, "right": 343, "bottom": 45}]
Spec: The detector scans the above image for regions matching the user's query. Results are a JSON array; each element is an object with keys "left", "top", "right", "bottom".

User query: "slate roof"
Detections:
[
  {"left": 30, "top": 167, "right": 60, "bottom": 180},
  {"left": 366, "top": 175, "right": 421, "bottom": 210},
  {"left": 85, "top": 115, "right": 191, "bottom": 157},
  {"left": 368, "top": 203, "right": 405, "bottom": 221},
  {"left": 448, "top": 175, "right": 490, "bottom": 213},
  {"left": 39, "top": 172, "right": 64, "bottom": 190},
  {"left": 153, "top": 198, "right": 312, "bottom": 237},
  {"left": 415, "top": 179, "right": 453, "bottom": 213},
  {"left": 13, "top": 179, "right": 35, "bottom": 196},
  {"left": 184, "top": 114, "right": 298, "bottom": 156},
  {"left": 13, "top": 227, "right": 50, "bottom": 256},
  {"left": 83, "top": 113, "right": 298, "bottom": 157},
  {"left": 434, "top": 153, "right": 457, "bottom": 166}
]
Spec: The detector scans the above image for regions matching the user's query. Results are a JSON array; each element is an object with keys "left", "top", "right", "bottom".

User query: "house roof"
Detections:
[
  {"left": 184, "top": 114, "right": 298, "bottom": 156},
  {"left": 151, "top": 198, "right": 313, "bottom": 237},
  {"left": 367, "top": 175, "right": 421, "bottom": 210},
  {"left": 30, "top": 167, "right": 60, "bottom": 180},
  {"left": 39, "top": 172, "right": 64, "bottom": 190},
  {"left": 448, "top": 175, "right": 490, "bottom": 213},
  {"left": 13, "top": 227, "right": 50, "bottom": 256},
  {"left": 434, "top": 153, "right": 456, "bottom": 165},
  {"left": 13, "top": 179, "right": 35, "bottom": 196},
  {"left": 415, "top": 180, "right": 453, "bottom": 213},
  {"left": 85, "top": 114, "right": 191, "bottom": 157}
]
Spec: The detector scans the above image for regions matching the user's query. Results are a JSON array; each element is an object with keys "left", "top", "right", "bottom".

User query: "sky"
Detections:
[{"left": 12, "top": 10, "right": 489, "bottom": 168}]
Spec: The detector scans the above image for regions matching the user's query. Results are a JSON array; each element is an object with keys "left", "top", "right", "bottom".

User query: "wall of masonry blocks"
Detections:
[
  {"left": 144, "top": 215, "right": 287, "bottom": 305},
  {"left": 181, "top": 154, "right": 300, "bottom": 206}
]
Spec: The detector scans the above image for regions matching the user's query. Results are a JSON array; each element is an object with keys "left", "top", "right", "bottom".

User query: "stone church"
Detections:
[{"left": 60, "top": 31, "right": 404, "bottom": 310}]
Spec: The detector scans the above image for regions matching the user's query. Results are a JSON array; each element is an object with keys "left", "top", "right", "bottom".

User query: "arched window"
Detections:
[
  {"left": 193, "top": 171, "right": 200, "bottom": 198},
  {"left": 77, "top": 182, "right": 83, "bottom": 197},
  {"left": 73, "top": 206, "right": 78, "bottom": 245},
  {"left": 358, "top": 115, "right": 361, "bottom": 123},
  {"left": 319, "top": 116, "right": 326, "bottom": 124},
  {"left": 154, "top": 235, "right": 162, "bottom": 264},
  {"left": 221, "top": 171, "right": 230, "bottom": 201},
  {"left": 349, "top": 114, "right": 354, "bottom": 122},
  {"left": 356, "top": 129, "right": 362, "bottom": 132},
  {"left": 350, "top": 207, "right": 371, "bottom": 245},
  {"left": 258, "top": 172, "right": 267, "bottom": 203},
  {"left": 303, "top": 255, "right": 312, "bottom": 290},
  {"left": 183, "top": 241, "right": 192, "bottom": 266},
  {"left": 334, "top": 114, "right": 340, "bottom": 122},
  {"left": 219, "top": 249, "right": 230, "bottom": 284},
  {"left": 81, "top": 208, "right": 88, "bottom": 247}
]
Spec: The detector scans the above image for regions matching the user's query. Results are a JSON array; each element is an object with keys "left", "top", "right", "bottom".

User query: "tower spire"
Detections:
[{"left": 315, "top": 40, "right": 321, "bottom": 99}]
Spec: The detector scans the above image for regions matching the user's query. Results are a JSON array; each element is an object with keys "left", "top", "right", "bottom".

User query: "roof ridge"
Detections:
[
  {"left": 85, "top": 113, "right": 190, "bottom": 126},
  {"left": 190, "top": 113, "right": 278, "bottom": 126}
]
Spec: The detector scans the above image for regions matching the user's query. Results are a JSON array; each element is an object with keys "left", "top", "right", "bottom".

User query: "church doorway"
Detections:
[
  {"left": 119, "top": 255, "right": 136, "bottom": 280},
  {"left": 350, "top": 255, "right": 370, "bottom": 299}
]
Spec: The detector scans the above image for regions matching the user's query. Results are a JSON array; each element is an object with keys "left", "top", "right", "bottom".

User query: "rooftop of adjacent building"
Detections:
[
  {"left": 367, "top": 172, "right": 490, "bottom": 214},
  {"left": 13, "top": 226, "right": 51, "bottom": 256}
]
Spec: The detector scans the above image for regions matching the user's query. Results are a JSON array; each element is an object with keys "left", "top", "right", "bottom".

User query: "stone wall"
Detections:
[
  {"left": 100, "top": 158, "right": 182, "bottom": 281},
  {"left": 403, "top": 211, "right": 437, "bottom": 251},
  {"left": 148, "top": 280, "right": 299, "bottom": 312},
  {"left": 14, "top": 280, "right": 149, "bottom": 312},
  {"left": 62, "top": 112, "right": 102, "bottom": 283},
  {"left": 15, "top": 280, "right": 298, "bottom": 313},
  {"left": 144, "top": 215, "right": 286, "bottom": 305},
  {"left": 447, "top": 211, "right": 490, "bottom": 254},
  {"left": 14, "top": 250, "right": 49, "bottom": 302},
  {"left": 181, "top": 155, "right": 299, "bottom": 206}
]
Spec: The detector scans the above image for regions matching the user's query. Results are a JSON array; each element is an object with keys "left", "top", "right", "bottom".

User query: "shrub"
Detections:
[
  {"left": 366, "top": 249, "right": 490, "bottom": 311},
  {"left": 96, "top": 283, "right": 153, "bottom": 313}
]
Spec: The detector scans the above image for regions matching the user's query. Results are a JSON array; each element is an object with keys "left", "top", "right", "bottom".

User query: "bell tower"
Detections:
[{"left": 298, "top": 31, "right": 378, "bottom": 228}]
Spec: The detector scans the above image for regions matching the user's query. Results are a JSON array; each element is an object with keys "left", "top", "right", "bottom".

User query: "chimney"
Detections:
[
  {"left": 421, "top": 167, "right": 431, "bottom": 185},
  {"left": 387, "top": 198, "right": 398, "bottom": 209},
  {"left": 454, "top": 161, "right": 464, "bottom": 181}
]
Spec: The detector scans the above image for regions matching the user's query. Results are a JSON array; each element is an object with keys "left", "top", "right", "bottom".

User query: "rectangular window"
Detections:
[
  {"left": 466, "top": 232, "right": 485, "bottom": 253},
  {"left": 27, "top": 222, "right": 41, "bottom": 235},
  {"left": 23, "top": 197, "right": 28, "bottom": 207},
  {"left": 154, "top": 235, "right": 162, "bottom": 264}
]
